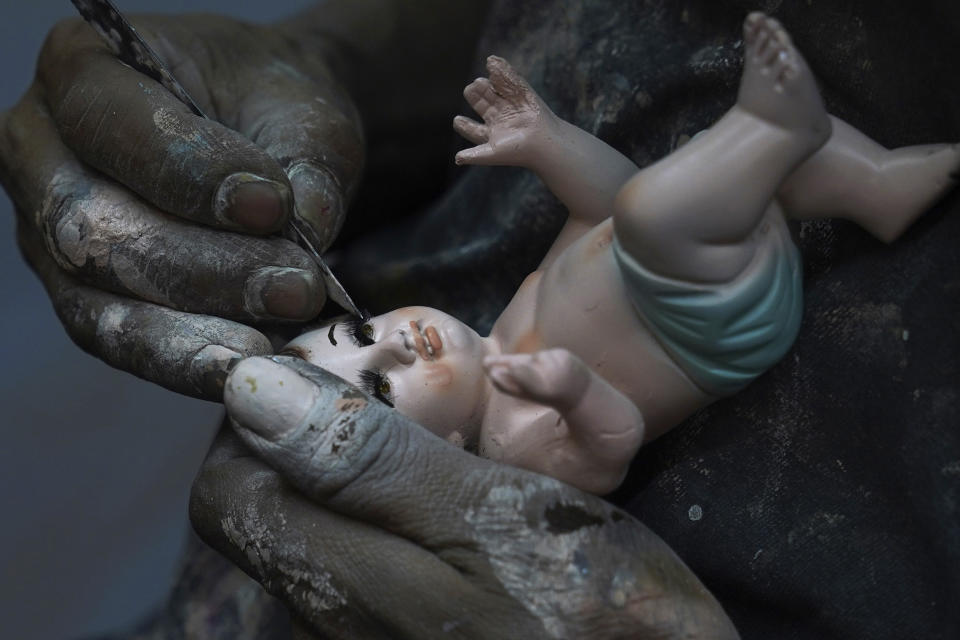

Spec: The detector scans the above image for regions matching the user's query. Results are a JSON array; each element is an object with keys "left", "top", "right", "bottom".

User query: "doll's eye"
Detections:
[
  {"left": 347, "top": 315, "right": 375, "bottom": 347},
  {"left": 358, "top": 369, "right": 395, "bottom": 407}
]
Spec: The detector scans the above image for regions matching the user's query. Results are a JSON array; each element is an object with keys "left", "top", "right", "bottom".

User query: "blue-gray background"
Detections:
[{"left": 0, "top": 1, "right": 313, "bottom": 637}]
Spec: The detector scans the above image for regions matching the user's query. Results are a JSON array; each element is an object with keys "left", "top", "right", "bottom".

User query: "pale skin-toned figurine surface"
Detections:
[{"left": 276, "top": 13, "right": 959, "bottom": 494}]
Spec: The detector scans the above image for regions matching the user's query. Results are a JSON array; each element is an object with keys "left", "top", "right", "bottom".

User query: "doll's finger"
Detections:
[
  {"left": 482, "top": 353, "right": 533, "bottom": 368},
  {"left": 463, "top": 78, "right": 497, "bottom": 118},
  {"left": 16, "top": 220, "right": 271, "bottom": 400},
  {"left": 485, "top": 55, "right": 528, "bottom": 99},
  {"left": 0, "top": 92, "right": 324, "bottom": 323},
  {"left": 454, "top": 143, "right": 498, "bottom": 166},
  {"left": 37, "top": 19, "right": 292, "bottom": 233},
  {"left": 234, "top": 61, "right": 364, "bottom": 251},
  {"left": 486, "top": 365, "right": 525, "bottom": 397},
  {"left": 191, "top": 429, "right": 516, "bottom": 639},
  {"left": 453, "top": 115, "right": 489, "bottom": 144},
  {"left": 500, "top": 361, "right": 543, "bottom": 392}
]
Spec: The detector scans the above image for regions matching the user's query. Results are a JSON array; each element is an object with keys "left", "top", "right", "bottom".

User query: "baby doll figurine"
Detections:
[{"left": 280, "top": 13, "right": 959, "bottom": 494}]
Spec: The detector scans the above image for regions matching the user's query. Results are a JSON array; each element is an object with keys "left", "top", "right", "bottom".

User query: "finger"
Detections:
[
  {"left": 483, "top": 353, "right": 535, "bottom": 393},
  {"left": 501, "top": 360, "right": 542, "bottom": 391},
  {"left": 234, "top": 61, "right": 364, "bottom": 251},
  {"left": 191, "top": 428, "right": 537, "bottom": 638},
  {"left": 454, "top": 143, "right": 497, "bottom": 166},
  {"left": 485, "top": 55, "right": 528, "bottom": 99},
  {"left": 483, "top": 353, "right": 533, "bottom": 367},
  {"left": 486, "top": 364, "right": 524, "bottom": 397},
  {"left": 452, "top": 115, "right": 489, "bottom": 145},
  {"left": 16, "top": 219, "right": 270, "bottom": 400},
  {"left": 37, "top": 19, "right": 291, "bottom": 233},
  {"left": 463, "top": 78, "right": 497, "bottom": 118},
  {"left": 0, "top": 91, "right": 324, "bottom": 322}
]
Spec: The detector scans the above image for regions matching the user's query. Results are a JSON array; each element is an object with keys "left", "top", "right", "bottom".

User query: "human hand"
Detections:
[
  {"left": 0, "top": 14, "right": 363, "bottom": 399},
  {"left": 454, "top": 55, "right": 558, "bottom": 167},
  {"left": 483, "top": 348, "right": 591, "bottom": 411},
  {"left": 190, "top": 355, "right": 738, "bottom": 639}
]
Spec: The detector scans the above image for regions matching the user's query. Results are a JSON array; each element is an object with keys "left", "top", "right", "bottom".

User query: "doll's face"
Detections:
[{"left": 281, "top": 306, "right": 492, "bottom": 438}]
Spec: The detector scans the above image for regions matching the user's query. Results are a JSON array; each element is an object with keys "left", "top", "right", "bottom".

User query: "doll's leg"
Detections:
[
  {"left": 777, "top": 117, "right": 960, "bottom": 242},
  {"left": 614, "top": 13, "right": 831, "bottom": 283}
]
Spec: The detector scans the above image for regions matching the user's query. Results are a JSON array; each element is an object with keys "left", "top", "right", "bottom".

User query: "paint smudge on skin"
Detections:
[
  {"left": 335, "top": 396, "right": 367, "bottom": 413},
  {"left": 463, "top": 475, "right": 618, "bottom": 638},
  {"left": 95, "top": 303, "right": 131, "bottom": 355},
  {"left": 43, "top": 168, "right": 158, "bottom": 272},
  {"left": 607, "top": 566, "right": 637, "bottom": 608},
  {"left": 219, "top": 482, "right": 346, "bottom": 615},
  {"left": 544, "top": 502, "right": 606, "bottom": 534}
]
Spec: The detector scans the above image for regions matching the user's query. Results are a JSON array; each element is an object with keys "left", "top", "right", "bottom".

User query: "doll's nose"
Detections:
[{"left": 377, "top": 331, "right": 416, "bottom": 366}]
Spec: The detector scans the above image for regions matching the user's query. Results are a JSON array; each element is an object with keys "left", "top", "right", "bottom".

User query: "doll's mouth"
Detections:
[{"left": 407, "top": 321, "right": 443, "bottom": 360}]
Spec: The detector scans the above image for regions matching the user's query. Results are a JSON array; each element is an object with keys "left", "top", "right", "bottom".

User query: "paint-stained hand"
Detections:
[
  {"left": 190, "top": 355, "right": 739, "bottom": 639},
  {"left": 0, "top": 14, "right": 363, "bottom": 399}
]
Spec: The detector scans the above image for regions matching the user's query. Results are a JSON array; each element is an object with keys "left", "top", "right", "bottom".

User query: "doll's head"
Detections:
[{"left": 281, "top": 306, "right": 494, "bottom": 440}]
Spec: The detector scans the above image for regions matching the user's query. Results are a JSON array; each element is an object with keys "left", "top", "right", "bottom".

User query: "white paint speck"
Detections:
[
  {"left": 902, "top": 329, "right": 910, "bottom": 341},
  {"left": 688, "top": 504, "right": 703, "bottom": 521},
  {"left": 941, "top": 461, "right": 960, "bottom": 476}
]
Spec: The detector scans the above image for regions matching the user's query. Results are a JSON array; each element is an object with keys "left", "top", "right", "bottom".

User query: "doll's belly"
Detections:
[{"left": 535, "top": 221, "right": 712, "bottom": 440}]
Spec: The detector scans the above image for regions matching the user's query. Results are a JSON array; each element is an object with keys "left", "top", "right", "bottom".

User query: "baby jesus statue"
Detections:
[{"left": 277, "top": 13, "right": 958, "bottom": 494}]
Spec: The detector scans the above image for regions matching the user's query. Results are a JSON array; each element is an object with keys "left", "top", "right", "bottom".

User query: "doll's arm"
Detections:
[
  {"left": 455, "top": 56, "right": 638, "bottom": 229},
  {"left": 484, "top": 349, "right": 645, "bottom": 494}
]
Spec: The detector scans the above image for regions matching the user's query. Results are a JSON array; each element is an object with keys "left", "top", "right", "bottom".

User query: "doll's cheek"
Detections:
[{"left": 422, "top": 362, "right": 453, "bottom": 387}]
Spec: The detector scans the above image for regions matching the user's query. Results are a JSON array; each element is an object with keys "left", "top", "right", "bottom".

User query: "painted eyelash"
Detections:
[
  {"left": 358, "top": 368, "right": 395, "bottom": 407},
  {"left": 346, "top": 310, "right": 374, "bottom": 347}
]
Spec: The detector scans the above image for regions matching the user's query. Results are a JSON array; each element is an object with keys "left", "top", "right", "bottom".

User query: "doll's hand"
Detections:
[
  {"left": 191, "top": 355, "right": 738, "bottom": 639},
  {"left": 0, "top": 14, "right": 362, "bottom": 399},
  {"left": 484, "top": 348, "right": 591, "bottom": 411},
  {"left": 453, "top": 56, "right": 557, "bottom": 167}
]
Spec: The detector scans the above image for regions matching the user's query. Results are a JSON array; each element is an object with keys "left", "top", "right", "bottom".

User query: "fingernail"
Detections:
[
  {"left": 244, "top": 266, "right": 320, "bottom": 320},
  {"left": 225, "top": 357, "right": 319, "bottom": 441},
  {"left": 190, "top": 344, "right": 243, "bottom": 397},
  {"left": 215, "top": 172, "right": 290, "bottom": 233},
  {"left": 287, "top": 161, "right": 344, "bottom": 251}
]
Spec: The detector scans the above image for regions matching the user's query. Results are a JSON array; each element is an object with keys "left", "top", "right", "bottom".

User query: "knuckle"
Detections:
[
  {"left": 41, "top": 181, "right": 89, "bottom": 271},
  {"left": 40, "top": 174, "right": 148, "bottom": 275}
]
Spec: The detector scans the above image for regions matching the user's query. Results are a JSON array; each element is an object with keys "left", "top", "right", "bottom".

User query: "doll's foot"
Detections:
[
  {"left": 454, "top": 56, "right": 556, "bottom": 167},
  {"left": 737, "top": 13, "right": 830, "bottom": 148},
  {"left": 857, "top": 142, "right": 960, "bottom": 242}
]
